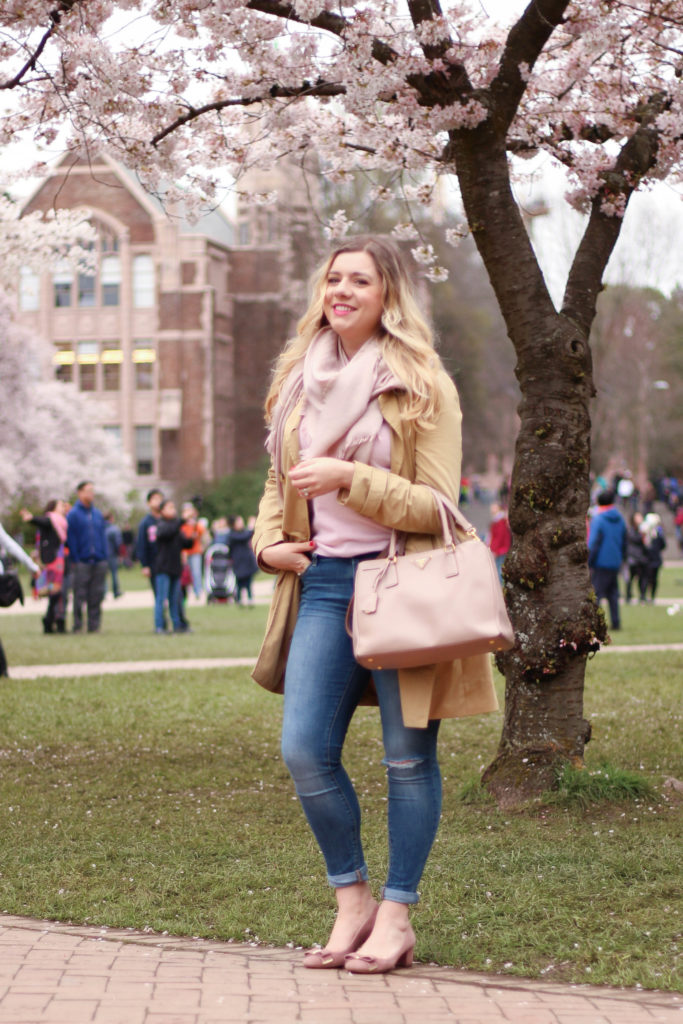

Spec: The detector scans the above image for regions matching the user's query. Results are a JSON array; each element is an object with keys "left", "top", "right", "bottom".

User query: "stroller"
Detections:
[{"left": 204, "top": 543, "right": 237, "bottom": 603}]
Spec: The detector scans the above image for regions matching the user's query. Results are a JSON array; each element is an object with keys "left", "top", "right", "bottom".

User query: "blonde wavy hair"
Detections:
[{"left": 264, "top": 235, "right": 443, "bottom": 426}]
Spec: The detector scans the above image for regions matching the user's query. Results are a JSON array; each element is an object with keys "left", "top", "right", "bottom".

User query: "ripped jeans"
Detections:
[{"left": 281, "top": 554, "right": 441, "bottom": 905}]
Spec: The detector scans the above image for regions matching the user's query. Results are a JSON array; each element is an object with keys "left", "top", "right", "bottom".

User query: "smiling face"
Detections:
[{"left": 322, "top": 250, "right": 385, "bottom": 355}]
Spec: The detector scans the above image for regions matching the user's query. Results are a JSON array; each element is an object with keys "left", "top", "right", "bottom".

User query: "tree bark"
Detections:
[{"left": 449, "top": 124, "right": 606, "bottom": 808}]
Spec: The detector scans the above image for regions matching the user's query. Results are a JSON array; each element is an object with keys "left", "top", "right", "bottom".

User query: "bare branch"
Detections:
[
  {"left": 0, "top": 0, "right": 82, "bottom": 91},
  {"left": 150, "top": 80, "right": 345, "bottom": 148}
]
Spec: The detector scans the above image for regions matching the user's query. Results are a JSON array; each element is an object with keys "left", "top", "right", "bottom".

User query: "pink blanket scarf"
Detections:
[{"left": 267, "top": 329, "right": 403, "bottom": 501}]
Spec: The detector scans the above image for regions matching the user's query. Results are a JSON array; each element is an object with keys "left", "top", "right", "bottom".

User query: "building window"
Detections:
[
  {"left": 133, "top": 339, "right": 156, "bottom": 390},
  {"left": 53, "top": 263, "right": 72, "bottom": 307},
  {"left": 101, "top": 342, "right": 122, "bottom": 391},
  {"left": 77, "top": 340, "right": 98, "bottom": 391},
  {"left": 19, "top": 267, "right": 40, "bottom": 311},
  {"left": 133, "top": 255, "right": 155, "bottom": 308},
  {"left": 134, "top": 425, "right": 154, "bottom": 475},
  {"left": 78, "top": 271, "right": 96, "bottom": 307},
  {"left": 53, "top": 343, "right": 74, "bottom": 384},
  {"left": 238, "top": 221, "right": 250, "bottom": 245},
  {"left": 266, "top": 211, "right": 277, "bottom": 243},
  {"left": 103, "top": 425, "right": 122, "bottom": 446},
  {"left": 101, "top": 228, "right": 119, "bottom": 253},
  {"left": 101, "top": 254, "right": 121, "bottom": 306}
]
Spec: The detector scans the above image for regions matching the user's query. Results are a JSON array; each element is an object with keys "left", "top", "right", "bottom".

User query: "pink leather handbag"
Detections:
[{"left": 347, "top": 489, "right": 514, "bottom": 670}]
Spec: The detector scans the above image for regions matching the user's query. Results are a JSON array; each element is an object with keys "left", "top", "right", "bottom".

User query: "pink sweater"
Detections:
[{"left": 301, "top": 418, "right": 393, "bottom": 558}]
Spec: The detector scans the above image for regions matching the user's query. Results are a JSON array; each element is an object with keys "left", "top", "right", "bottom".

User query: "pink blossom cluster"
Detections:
[
  {"left": 0, "top": 199, "right": 135, "bottom": 513},
  {"left": 0, "top": 0, "right": 679, "bottom": 261}
]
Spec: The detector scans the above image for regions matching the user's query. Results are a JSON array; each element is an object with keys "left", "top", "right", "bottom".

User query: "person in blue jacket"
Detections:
[
  {"left": 66, "top": 480, "right": 108, "bottom": 633},
  {"left": 588, "top": 490, "right": 627, "bottom": 631}
]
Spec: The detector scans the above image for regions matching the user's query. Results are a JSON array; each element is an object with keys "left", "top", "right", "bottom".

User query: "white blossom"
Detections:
[
  {"left": 411, "top": 243, "right": 437, "bottom": 266},
  {"left": 391, "top": 222, "right": 419, "bottom": 241},
  {"left": 323, "top": 209, "right": 352, "bottom": 240}
]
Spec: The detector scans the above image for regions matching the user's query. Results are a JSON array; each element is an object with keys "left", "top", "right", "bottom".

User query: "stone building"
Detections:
[{"left": 17, "top": 154, "right": 322, "bottom": 492}]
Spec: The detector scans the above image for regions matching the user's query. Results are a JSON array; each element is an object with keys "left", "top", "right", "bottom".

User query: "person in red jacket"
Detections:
[{"left": 488, "top": 502, "right": 511, "bottom": 582}]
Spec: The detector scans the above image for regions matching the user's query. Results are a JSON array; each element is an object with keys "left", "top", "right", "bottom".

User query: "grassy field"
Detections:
[
  {"left": 4, "top": 603, "right": 269, "bottom": 665},
  {"left": 4, "top": 589, "right": 681, "bottom": 666},
  {"left": 0, "top": 638, "right": 680, "bottom": 990}
]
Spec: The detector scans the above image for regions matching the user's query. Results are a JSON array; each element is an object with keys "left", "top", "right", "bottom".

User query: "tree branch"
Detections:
[
  {"left": 488, "top": 0, "right": 572, "bottom": 133},
  {"left": 150, "top": 80, "right": 346, "bottom": 147},
  {"left": 562, "top": 93, "right": 669, "bottom": 333},
  {"left": 0, "top": 0, "right": 82, "bottom": 90},
  {"left": 405, "top": 0, "right": 451, "bottom": 61},
  {"left": 245, "top": 0, "right": 400, "bottom": 66}
]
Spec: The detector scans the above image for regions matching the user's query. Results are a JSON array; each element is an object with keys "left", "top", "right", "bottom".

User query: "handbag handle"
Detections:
[{"left": 389, "top": 486, "right": 478, "bottom": 558}]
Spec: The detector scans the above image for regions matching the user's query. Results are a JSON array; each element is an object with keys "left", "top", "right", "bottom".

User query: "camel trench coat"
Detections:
[{"left": 252, "top": 370, "right": 499, "bottom": 728}]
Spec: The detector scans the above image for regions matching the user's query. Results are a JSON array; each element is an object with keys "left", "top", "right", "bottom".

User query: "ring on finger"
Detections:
[{"left": 302, "top": 488, "right": 310, "bottom": 498}]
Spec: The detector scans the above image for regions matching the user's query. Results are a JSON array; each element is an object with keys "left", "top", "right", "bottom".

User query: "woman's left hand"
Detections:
[{"left": 288, "top": 458, "right": 354, "bottom": 500}]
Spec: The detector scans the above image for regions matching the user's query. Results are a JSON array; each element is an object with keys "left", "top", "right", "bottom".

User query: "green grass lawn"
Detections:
[
  {"left": 4, "top": 595, "right": 680, "bottom": 668},
  {"left": 606, "top": 600, "right": 683, "bottom": 645},
  {"left": 3, "top": 604, "right": 269, "bottom": 665},
  {"left": 656, "top": 565, "right": 683, "bottom": 601},
  {"left": 0, "top": 651, "right": 680, "bottom": 990}
]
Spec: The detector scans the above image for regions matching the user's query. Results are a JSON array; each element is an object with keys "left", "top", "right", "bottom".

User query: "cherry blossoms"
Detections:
[
  {"left": 0, "top": 2, "right": 680, "bottom": 249},
  {"left": 0, "top": 200, "right": 134, "bottom": 513}
]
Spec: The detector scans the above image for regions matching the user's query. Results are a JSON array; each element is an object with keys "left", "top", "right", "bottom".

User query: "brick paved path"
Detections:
[{"left": 0, "top": 916, "right": 680, "bottom": 1024}]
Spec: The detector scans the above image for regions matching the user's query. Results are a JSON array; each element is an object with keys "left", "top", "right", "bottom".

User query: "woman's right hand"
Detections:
[{"left": 260, "top": 541, "right": 315, "bottom": 575}]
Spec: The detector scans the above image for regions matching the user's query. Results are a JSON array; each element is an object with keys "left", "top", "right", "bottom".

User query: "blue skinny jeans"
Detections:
[
  {"left": 281, "top": 554, "right": 441, "bottom": 905},
  {"left": 155, "top": 572, "right": 182, "bottom": 631}
]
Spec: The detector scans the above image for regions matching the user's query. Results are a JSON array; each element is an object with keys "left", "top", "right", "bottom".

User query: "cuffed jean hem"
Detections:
[
  {"left": 327, "top": 866, "right": 369, "bottom": 889},
  {"left": 381, "top": 886, "right": 420, "bottom": 905}
]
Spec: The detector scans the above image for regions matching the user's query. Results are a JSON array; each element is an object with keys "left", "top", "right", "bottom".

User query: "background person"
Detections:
[
  {"left": 104, "top": 512, "right": 123, "bottom": 599},
  {"left": 20, "top": 500, "right": 68, "bottom": 634},
  {"left": 136, "top": 488, "right": 165, "bottom": 628},
  {"left": 0, "top": 522, "right": 40, "bottom": 676},
  {"left": 624, "top": 511, "right": 648, "bottom": 604},
  {"left": 66, "top": 480, "right": 108, "bottom": 633},
  {"left": 487, "top": 502, "right": 511, "bottom": 583},
  {"left": 180, "top": 502, "right": 206, "bottom": 600},
  {"left": 588, "top": 489, "right": 627, "bottom": 631},
  {"left": 228, "top": 515, "right": 258, "bottom": 606},
  {"left": 155, "top": 499, "right": 193, "bottom": 634},
  {"left": 253, "top": 235, "right": 497, "bottom": 975},
  {"left": 640, "top": 513, "right": 667, "bottom": 602}
]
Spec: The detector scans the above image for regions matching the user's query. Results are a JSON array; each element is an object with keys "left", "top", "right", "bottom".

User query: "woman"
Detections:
[
  {"left": 624, "top": 511, "right": 647, "bottom": 604},
  {"left": 252, "top": 236, "right": 498, "bottom": 974},
  {"left": 20, "top": 500, "right": 68, "bottom": 633},
  {"left": 640, "top": 512, "right": 666, "bottom": 602}
]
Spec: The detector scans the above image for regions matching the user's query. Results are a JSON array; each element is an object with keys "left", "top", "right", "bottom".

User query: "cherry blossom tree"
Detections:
[
  {"left": 0, "top": 197, "right": 135, "bottom": 514},
  {"left": 1, "top": 0, "right": 681, "bottom": 803}
]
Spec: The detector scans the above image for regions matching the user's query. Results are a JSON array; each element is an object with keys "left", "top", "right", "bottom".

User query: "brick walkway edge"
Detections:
[{"left": 0, "top": 915, "right": 681, "bottom": 1024}]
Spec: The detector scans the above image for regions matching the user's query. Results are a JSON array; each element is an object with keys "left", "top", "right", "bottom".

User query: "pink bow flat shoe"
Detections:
[
  {"left": 303, "top": 904, "right": 379, "bottom": 970},
  {"left": 344, "top": 926, "right": 415, "bottom": 974}
]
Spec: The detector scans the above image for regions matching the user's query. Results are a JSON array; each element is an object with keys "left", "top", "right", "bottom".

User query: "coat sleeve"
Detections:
[
  {"left": 338, "top": 373, "right": 462, "bottom": 536},
  {"left": 252, "top": 463, "right": 286, "bottom": 573},
  {"left": 0, "top": 523, "right": 40, "bottom": 574}
]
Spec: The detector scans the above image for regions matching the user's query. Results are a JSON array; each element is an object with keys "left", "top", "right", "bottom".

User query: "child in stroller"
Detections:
[{"left": 204, "top": 543, "right": 237, "bottom": 603}]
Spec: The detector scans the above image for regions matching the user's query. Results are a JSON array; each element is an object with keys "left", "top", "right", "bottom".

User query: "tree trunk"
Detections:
[
  {"left": 450, "top": 127, "right": 607, "bottom": 808},
  {"left": 481, "top": 318, "right": 607, "bottom": 808}
]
